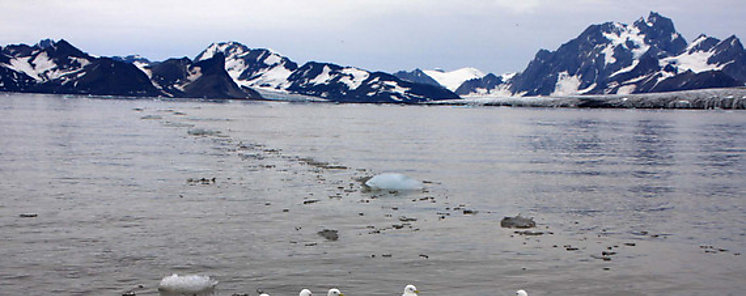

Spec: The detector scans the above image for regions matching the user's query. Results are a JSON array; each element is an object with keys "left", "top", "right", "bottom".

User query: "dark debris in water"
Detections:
[
  {"left": 514, "top": 230, "right": 551, "bottom": 236},
  {"left": 186, "top": 177, "right": 216, "bottom": 185},
  {"left": 298, "top": 157, "right": 348, "bottom": 170},
  {"left": 399, "top": 216, "right": 417, "bottom": 222},
  {"left": 501, "top": 215, "right": 536, "bottom": 229},
  {"left": 318, "top": 229, "right": 339, "bottom": 241},
  {"left": 187, "top": 128, "right": 221, "bottom": 136}
]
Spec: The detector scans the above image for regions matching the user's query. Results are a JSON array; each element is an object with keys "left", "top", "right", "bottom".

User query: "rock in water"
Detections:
[
  {"left": 318, "top": 229, "right": 339, "bottom": 241},
  {"left": 500, "top": 215, "right": 536, "bottom": 229},
  {"left": 363, "top": 173, "right": 422, "bottom": 191},
  {"left": 158, "top": 274, "right": 218, "bottom": 296}
]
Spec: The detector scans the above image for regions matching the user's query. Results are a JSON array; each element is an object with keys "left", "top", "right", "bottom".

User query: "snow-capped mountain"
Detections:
[
  {"left": 197, "top": 41, "right": 459, "bottom": 103},
  {"left": 502, "top": 12, "right": 745, "bottom": 97},
  {"left": 394, "top": 67, "right": 518, "bottom": 96},
  {"left": 454, "top": 72, "right": 515, "bottom": 96},
  {"left": 422, "top": 68, "right": 486, "bottom": 91},
  {"left": 2, "top": 12, "right": 744, "bottom": 102},
  {"left": 394, "top": 67, "right": 486, "bottom": 92},
  {"left": 0, "top": 39, "right": 261, "bottom": 99},
  {"left": 0, "top": 39, "right": 160, "bottom": 96},
  {"left": 194, "top": 42, "right": 298, "bottom": 91}
]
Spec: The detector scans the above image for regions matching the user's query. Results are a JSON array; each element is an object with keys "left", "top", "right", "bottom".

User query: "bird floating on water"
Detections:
[
  {"left": 327, "top": 288, "right": 344, "bottom": 296},
  {"left": 299, "top": 289, "right": 313, "bottom": 296},
  {"left": 402, "top": 284, "right": 419, "bottom": 296},
  {"left": 516, "top": 289, "right": 528, "bottom": 296}
]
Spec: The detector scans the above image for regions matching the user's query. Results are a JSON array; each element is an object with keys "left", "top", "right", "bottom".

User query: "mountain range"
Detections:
[
  {"left": 398, "top": 12, "right": 745, "bottom": 97},
  {"left": 1, "top": 12, "right": 744, "bottom": 103}
]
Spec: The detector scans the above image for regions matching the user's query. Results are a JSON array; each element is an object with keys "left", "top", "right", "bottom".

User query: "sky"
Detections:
[{"left": 1, "top": 0, "right": 745, "bottom": 75}]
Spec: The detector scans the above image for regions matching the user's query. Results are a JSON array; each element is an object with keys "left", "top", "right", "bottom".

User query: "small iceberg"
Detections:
[
  {"left": 363, "top": 173, "right": 422, "bottom": 191},
  {"left": 158, "top": 274, "right": 218, "bottom": 296}
]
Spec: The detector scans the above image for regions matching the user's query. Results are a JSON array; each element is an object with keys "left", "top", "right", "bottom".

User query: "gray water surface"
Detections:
[{"left": 0, "top": 93, "right": 744, "bottom": 295}]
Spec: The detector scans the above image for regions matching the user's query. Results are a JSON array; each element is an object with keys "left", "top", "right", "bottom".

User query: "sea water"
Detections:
[{"left": 0, "top": 93, "right": 744, "bottom": 295}]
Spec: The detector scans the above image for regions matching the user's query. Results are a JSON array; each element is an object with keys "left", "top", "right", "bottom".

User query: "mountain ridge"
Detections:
[{"left": 1, "top": 12, "right": 744, "bottom": 102}]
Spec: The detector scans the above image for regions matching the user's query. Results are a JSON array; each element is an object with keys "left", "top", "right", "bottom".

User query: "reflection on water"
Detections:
[{"left": 0, "top": 94, "right": 744, "bottom": 296}]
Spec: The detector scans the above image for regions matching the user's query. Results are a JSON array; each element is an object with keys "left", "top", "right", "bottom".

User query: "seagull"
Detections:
[
  {"left": 402, "top": 284, "right": 419, "bottom": 296},
  {"left": 516, "top": 290, "right": 528, "bottom": 296},
  {"left": 300, "top": 289, "right": 313, "bottom": 296},
  {"left": 327, "top": 288, "right": 344, "bottom": 296}
]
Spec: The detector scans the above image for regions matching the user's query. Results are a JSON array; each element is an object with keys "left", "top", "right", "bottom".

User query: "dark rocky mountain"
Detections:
[
  {"left": 112, "top": 54, "right": 151, "bottom": 65},
  {"left": 392, "top": 69, "right": 442, "bottom": 88},
  {"left": 455, "top": 73, "right": 506, "bottom": 96},
  {"left": 143, "top": 53, "right": 261, "bottom": 99},
  {"left": 0, "top": 39, "right": 261, "bottom": 99},
  {"left": 198, "top": 42, "right": 459, "bottom": 103}
]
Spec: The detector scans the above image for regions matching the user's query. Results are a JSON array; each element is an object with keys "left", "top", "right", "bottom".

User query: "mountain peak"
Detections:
[
  {"left": 723, "top": 35, "right": 743, "bottom": 49},
  {"left": 196, "top": 41, "right": 251, "bottom": 61},
  {"left": 687, "top": 34, "right": 720, "bottom": 53},
  {"left": 647, "top": 11, "right": 664, "bottom": 24},
  {"left": 37, "top": 39, "right": 54, "bottom": 49}
]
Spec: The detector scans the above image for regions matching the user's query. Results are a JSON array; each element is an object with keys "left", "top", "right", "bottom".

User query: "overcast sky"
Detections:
[{"left": 2, "top": 0, "right": 745, "bottom": 74}]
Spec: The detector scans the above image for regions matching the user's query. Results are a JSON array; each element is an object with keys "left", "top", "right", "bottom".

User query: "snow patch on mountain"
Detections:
[
  {"left": 551, "top": 72, "right": 583, "bottom": 96},
  {"left": 602, "top": 22, "right": 650, "bottom": 63},
  {"left": 309, "top": 65, "right": 333, "bottom": 85},
  {"left": 423, "top": 67, "right": 485, "bottom": 91},
  {"left": 339, "top": 68, "right": 370, "bottom": 89}
]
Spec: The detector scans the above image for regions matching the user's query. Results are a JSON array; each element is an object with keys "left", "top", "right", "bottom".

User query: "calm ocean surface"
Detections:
[{"left": 0, "top": 93, "right": 744, "bottom": 295}]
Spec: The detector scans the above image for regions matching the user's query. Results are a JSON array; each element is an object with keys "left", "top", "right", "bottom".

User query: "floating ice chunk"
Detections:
[
  {"left": 158, "top": 274, "right": 218, "bottom": 296},
  {"left": 364, "top": 173, "right": 422, "bottom": 191},
  {"left": 402, "top": 284, "right": 419, "bottom": 296}
]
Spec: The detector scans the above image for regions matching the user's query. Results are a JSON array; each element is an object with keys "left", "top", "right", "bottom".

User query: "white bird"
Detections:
[
  {"left": 300, "top": 289, "right": 313, "bottom": 296},
  {"left": 327, "top": 288, "right": 344, "bottom": 296},
  {"left": 516, "top": 289, "right": 528, "bottom": 296},
  {"left": 402, "top": 284, "right": 419, "bottom": 296},
  {"left": 364, "top": 173, "right": 422, "bottom": 191},
  {"left": 157, "top": 274, "right": 218, "bottom": 296}
]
